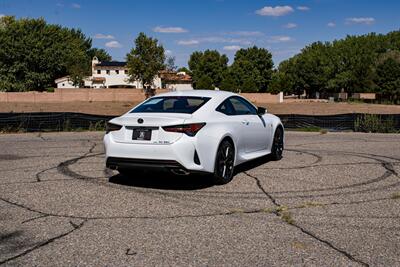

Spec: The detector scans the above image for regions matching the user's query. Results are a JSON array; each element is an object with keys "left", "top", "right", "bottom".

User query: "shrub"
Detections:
[{"left": 354, "top": 114, "right": 397, "bottom": 133}]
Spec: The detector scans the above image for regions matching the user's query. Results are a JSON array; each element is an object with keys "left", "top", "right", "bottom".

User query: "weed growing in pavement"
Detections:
[
  {"left": 296, "top": 201, "right": 325, "bottom": 209},
  {"left": 320, "top": 129, "right": 328, "bottom": 134},
  {"left": 230, "top": 208, "right": 245, "bottom": 214},
  {"left": 271, "top": 206, "right": 296, "bottom": 225},
  {"left": 391, "top": 192, "right": 400, "bottom": 199},
  {"left": 280, "top": 210, "right": 295, "bottom": 225}
]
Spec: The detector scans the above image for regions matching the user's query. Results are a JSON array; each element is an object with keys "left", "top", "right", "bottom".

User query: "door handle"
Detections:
[{"left": 241, "top": 120, "right": 249, "bottom": 125}]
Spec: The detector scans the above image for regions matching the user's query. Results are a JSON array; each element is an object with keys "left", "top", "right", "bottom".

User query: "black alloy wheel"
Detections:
[
  {"left": 213, "top": 140, "right": 235, "bottom": 184},
  {"left": 271, "top": 127, "right": 284, "bottom": 160}
]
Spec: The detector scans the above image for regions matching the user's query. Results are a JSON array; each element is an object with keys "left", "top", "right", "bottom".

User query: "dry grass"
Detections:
[
  {"left": 391, "top": 192, "right": 400, "bottom": 199},
  {"left": 320, "top": 129, "right": 328, "bottom": 134}
]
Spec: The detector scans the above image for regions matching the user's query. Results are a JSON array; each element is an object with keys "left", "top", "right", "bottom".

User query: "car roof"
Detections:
[{"left": 156, "top": 89, "right": 238, "bottom": 100}]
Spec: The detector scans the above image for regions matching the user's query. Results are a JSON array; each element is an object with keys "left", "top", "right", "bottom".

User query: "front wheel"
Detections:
[
  {"left": 270, "top": 127, "right": 284, "bottom": 160},
  {"left": 213, "top": 140, "right": 235, "bottom": 184}
]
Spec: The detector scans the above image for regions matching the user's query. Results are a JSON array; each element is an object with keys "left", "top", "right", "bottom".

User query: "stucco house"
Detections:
[
  {"left": 55, "top": 57, "right": 193, "bottom": 90},
  {"left": 159, "top": 70, "right": 194, "bottom": 91}
]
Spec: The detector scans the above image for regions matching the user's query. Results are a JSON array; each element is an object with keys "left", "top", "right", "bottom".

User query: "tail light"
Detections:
[
  {"left": 162, "top": 123, "right": 206, "bottom": 137},
  {"left": 106, "top": 122, "right": 122, "bottom": 133}
]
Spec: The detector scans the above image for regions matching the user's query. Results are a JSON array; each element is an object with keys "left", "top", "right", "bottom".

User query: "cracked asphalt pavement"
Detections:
[{"left": 1, "top": 131, "right": 400, "bottom": 266}]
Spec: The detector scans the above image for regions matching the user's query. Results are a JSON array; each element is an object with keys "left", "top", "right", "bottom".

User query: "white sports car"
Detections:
[{"left": 104, "top": 90, "right": 284, "bottom": 184}]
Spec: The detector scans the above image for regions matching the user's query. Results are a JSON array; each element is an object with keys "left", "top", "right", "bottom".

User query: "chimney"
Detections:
[{"left": 92, "top": 56, "right": 99, "bottom": 75}]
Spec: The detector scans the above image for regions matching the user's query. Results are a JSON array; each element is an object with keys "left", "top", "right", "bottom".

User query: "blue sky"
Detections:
[{"left": 1, "top": 0, "right": 399, "bottom": 67}]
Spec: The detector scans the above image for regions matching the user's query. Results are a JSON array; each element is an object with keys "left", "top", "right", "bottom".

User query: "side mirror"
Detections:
[{"left": 257, "top": 106, "right": 266, "bottom": 115}]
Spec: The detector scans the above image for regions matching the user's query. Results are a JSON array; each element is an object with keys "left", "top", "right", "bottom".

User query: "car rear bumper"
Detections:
[
  {"left": 106, "top": 157, "right": 182, "bottom": 170},
  {"left": 103, "top": 133, "right": 212, "bottom": 173}
]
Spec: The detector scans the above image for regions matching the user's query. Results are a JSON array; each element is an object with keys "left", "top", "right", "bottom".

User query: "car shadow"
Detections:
[
  {"left": 109, "top": 171, "right": 215, "bottom": 190},
  {"left": 234, "top": 155, "right": 271, "bottom": 174},
  {"left": 108, "top": 155, "right": 272, "bottom": 191}
]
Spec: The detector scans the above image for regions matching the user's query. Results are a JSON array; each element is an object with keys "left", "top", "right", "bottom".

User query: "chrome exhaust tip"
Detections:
[{"left": 108, "top": 165, "right": 118, "bottom": 170}]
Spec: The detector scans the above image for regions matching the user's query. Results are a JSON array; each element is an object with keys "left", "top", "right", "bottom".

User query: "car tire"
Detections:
[
  {"left": 213, "top": 139, "right": 235, "bottom": 184},
  {"left": 270, "top": 127, "right": 284, "bottom": 160}
]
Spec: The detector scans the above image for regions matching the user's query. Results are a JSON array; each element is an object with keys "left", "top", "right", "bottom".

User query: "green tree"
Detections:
[
  {"left": 327, "top": 35, "right": 379, "bottom": 94},
  {"left": 219, "top": 70, "right": 238, "bottom": 91},
  {"left": 126, "top": 32, "right": 165, "bottom": 97},
  {"left": 196, "top": 75, "right": 213, "bottom": 89},
  {"left": 188, "top": 50, "right": 228, "bottom": 89},
  {"left": 232, "top": 46, "right": 274, "bottom": 92},
  {"left": 375, "top": 55, "right": 400, "bottom": 103},
  {"left": 274, "top": 32, "right": 398, "bottom": 97},
  {"left": 88, "top": 48, "right": 112, "bottom": 62},
  {"left": 0, "top": 16, "right": 99, "bottom": 91},
  {"left": 229, "top": 59, "right": 261, "bottom": 92},
  {"left": 269, "top": 71, "right": 292, "bottom": 94},
  {"left": 165, "top": 56, "right": 177, "bottom": 71}
]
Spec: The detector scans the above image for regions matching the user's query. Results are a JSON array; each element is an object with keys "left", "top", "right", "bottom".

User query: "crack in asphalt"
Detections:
[
  {"left": 21, "top": 214, "right": 50, "bottom": 224},
  {"left": 244, "top": 171, "right": 370, "bottom": 267},
  {"left": 35, "top": 166, "right": 58, "bottom": 182},
  {"left": 0, "top": 220, "right": 86, "bottom": 265}
]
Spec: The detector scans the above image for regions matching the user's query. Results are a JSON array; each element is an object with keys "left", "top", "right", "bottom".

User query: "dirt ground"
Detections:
[{"left": 0, "top": 100, "right": 399, "bottom": 115}]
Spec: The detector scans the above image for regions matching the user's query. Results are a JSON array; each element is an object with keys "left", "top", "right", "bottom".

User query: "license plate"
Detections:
[{"left": 132, "top": 129, "right": 152, "bottom": 140}]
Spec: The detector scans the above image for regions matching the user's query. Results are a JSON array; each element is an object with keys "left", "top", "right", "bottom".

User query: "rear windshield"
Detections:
[{"left": 130, "top": 96, "right": 211, "bottom": 114}]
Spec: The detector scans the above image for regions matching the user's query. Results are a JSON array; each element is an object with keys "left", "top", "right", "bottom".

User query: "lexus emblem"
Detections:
[{"left": 137, "top": 118, "right": 144, "bottom": 124}]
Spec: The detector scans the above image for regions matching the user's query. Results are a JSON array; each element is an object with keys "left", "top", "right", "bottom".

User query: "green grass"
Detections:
[
  {"left": 289, "top": 126, "right": 329, "bottom": 134},
  {"left": 289, "top": 126, "right": 322, "bottom": 132}
]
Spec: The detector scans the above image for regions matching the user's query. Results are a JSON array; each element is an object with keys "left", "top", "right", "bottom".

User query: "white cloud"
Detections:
[
  {"left": 283, "top": 23, "right": 297, "bottom": 29},
  {"left": 255, "top": 6, "right": 294, "bottom": 17},
  {"left": 297, "top": 6, "right": 310, "bottom": 11},
  {"left": 71, "top": 3, "right": 81, "bottom": 9},
  {"left": 0, "top": 14, "right": 5, "bottom": 18},
  {"left": 105, "top": 41, "right": 122, "bottom": 48},
  {"left": 230, "top": 39, "right": 251, "bottom": 45},
  {"left": 327, "top": 22, "right": 336, "bottom": 27},
  {"left": 177, "top": 37, "right": 251, "bottom": 46},
  {"left": 165, "top": 49, "right": 172, "bottom": 55},
  {"left": 229, "top": 31, "right": 263, "bottom": 36},
  {"left": 201, "top": 37, "right": 251, "bottom": 45},
  {"left": 223, "top": 45, "right": 241, "bottom": 51},
  {"left": 177, "top": 40, "right": 199, "bottom": 46},
  {"left": 268, "top": 36, "right": 293, "bottom": 43},
  {"left": 153, "top": 26, "right": 188, "bottom": 33},
  {"left": 94, "top": 33, "right": 115, "bottom": 39},
  {"left": 345, "top": 17, "right": 375, "bottom": 25}
]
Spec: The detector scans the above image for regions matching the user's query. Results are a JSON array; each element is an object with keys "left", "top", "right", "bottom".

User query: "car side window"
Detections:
[
  {"left": 216, "top": 99, "right": 235, "bottom": 115},
  {"left": 229, "top": 97, "right": 257, "bottom": 115},
  {"left": 216, "top": 96, "right": 257, "bottom": 116}
]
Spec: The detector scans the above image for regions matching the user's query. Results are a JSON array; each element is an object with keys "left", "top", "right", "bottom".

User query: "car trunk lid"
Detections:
[{"left": 111, "top": 113, "right": 191, "bottom": 144}]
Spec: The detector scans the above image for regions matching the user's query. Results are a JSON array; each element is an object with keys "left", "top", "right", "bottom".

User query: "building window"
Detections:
[
  {"left": 106, "top": 70, "right": 110, "bottom": 75},
  {"left": 125, "top": 70, "right": 128, "bottom": 74},
  {"left": 116, "top": 70, "right": 119, "bottom": 75},
  {"left": 97, "top": 70, "right": 101, "bottom": 74}
]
